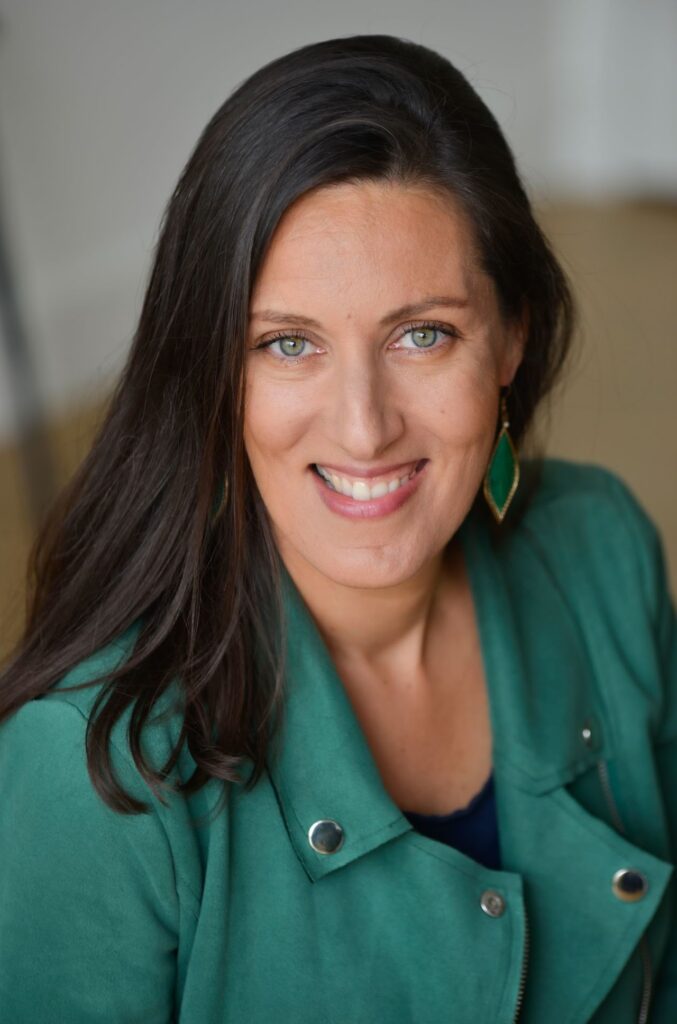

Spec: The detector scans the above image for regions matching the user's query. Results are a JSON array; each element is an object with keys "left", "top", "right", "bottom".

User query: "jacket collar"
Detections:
[
  {"left": 265, "top": 504, "right": 609, "bottom": 882},
  {"left": 460, "top": 508, "right": 609, "bottom": 793},
  {"left": 265, "top": 564, "right": 411, "bottom": 882}
]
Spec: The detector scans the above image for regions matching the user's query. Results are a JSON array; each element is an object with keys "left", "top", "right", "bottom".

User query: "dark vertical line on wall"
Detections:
[{"left": 0, "top": 139, "right": 58, "bottom": 526}]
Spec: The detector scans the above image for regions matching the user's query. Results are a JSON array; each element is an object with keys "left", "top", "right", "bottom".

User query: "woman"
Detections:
[{"left": 0, "top": 33, "right": 675, "bottom": 1024}]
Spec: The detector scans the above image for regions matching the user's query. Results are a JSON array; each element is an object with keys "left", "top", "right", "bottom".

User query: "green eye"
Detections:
[
  {"left": 279, "top": 337, "right": 306, "bottom": 357},
  {"left": 253, "top": 332, "right": 316, "bottom": 361},
  {"left": 398, "top": 323, "right": 455, "bottom": 350},
  {"left": 410, "top": 327, "right": 437, "bottom": 348},
  {"left": 254, "top": 320, "right": 456, "bottom": 363}
]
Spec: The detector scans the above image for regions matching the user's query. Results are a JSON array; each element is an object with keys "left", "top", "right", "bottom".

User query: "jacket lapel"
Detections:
[
  {"left": 265, "top": 565, "right": 411, "bottom": 882},
  {"left": 459, "top": 509, "right": 607, "bottom": 792},
  {"left": 265, "top": 505, "right": 673, "bottom": 1021},
  {"left": 459, "top": 508, "right": 674, "bottom": 1021}
]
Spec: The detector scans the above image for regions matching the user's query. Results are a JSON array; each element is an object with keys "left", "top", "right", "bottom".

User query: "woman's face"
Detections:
[{"left": 244, "top": 180, "right": 525, "bottom": 590}]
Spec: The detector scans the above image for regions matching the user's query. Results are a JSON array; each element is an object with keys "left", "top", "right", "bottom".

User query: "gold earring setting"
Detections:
[{"left": 483, "top": 389, "right": 519, "bottom": 524}]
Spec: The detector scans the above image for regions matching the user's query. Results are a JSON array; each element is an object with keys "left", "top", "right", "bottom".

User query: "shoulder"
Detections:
[
  {"left": 48, "top": 616, "right": 143, "bottom": 714},
  {"left": 517, "top": 456, "right": 668, "bottom": 609},
  {"left": 46, "top": 618, "right": 187, "bottom": 776},
  {"left": 0, "top": 674, "right": 178, "bottom": 892},
  {"left": 3, "top": 618, "right": 190, "bottom": 818},
  {"left": 0, "top": 617, "right": 205, "bottom": 899},
  {"left": 501, "top": 460, "right": 675, "bottom": 741},
  {"left": 521, "top": 454, "right": 648, "bottom": 519},
  {"left": 513, "top": 457, "right": 676, "bottom": 738},
  {"left": 0, "top": 651, "right": 185, "bottom": 1021}
]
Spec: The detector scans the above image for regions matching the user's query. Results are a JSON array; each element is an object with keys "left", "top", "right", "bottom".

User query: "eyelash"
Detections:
[{"left": 252, "top": 320, "right": 460, "bottom": 362}]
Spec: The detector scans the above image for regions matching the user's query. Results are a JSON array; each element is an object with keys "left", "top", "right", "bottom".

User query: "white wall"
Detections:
[
  {"left": 0, "top": 0, "right": 675, "bottom": 440},
  {"left": 545, "top": 0, "right": 677, "bottom": 196}
]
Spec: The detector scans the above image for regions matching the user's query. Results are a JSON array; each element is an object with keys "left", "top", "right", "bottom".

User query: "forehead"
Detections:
[{"left": 250, "top": 180, "right": 487, "bottom": 314}]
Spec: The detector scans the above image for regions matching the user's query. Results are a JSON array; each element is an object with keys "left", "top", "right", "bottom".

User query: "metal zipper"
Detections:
[
  {"left": 512, "top": 905, "right": 530, "bottom": 1022},
  {"left": 596, "top": 758, "right": 653, "bottom": 1024}
]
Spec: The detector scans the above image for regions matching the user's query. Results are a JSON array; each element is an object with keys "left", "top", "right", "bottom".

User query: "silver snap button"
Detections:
[
  {"left": 308, "top": 819, "right": 344, "bottom": 854},
  {"left": 612, "top": 868, "right": 648, "bottom": 902},
  {"left": 480, "top": 889, "right": 506, "bottom": 917},
  {"left": 580, "top": 716, "right": 601, "bottom": 750}
]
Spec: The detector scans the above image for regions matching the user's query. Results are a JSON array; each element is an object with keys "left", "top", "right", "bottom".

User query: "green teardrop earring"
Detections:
[{"left": 483, "top": 387, "right": 519, "bottom": 524}]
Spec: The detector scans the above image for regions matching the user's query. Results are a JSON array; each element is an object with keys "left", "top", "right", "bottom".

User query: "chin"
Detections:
[{"left": 308, "top": 546, "right": 427, "bottom": 590}]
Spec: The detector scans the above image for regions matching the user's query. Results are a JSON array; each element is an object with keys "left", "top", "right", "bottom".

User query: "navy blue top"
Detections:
[{"left": 402, "top": 773, "right": 501, "bottom": 870}]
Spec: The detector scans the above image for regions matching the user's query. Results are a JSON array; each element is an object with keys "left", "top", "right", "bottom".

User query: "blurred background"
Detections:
[{"left": 1, "top": 0, "right": 676, "bottom": 660}]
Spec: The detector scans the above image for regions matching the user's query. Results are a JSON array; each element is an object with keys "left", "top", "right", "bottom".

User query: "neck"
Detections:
[{"left": 277, "top": 536, "right": 464, "bottom": 683}]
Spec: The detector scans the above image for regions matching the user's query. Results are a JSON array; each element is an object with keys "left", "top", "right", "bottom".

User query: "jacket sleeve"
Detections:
[
  {"left": 0, "top": 695, "right": 179, "bottom": 1023},
  {"left": 606, "top": 472, "right": 677, "bottom": 1021}
]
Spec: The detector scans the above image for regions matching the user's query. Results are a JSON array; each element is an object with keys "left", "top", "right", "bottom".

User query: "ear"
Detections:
[{"left": 500, "top": 303, "right": 529, "bottom": 387}]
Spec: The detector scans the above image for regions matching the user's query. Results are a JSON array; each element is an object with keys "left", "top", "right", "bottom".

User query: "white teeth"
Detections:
[{"left": 315, "top": 463, "right": 420, "bottom": 500}]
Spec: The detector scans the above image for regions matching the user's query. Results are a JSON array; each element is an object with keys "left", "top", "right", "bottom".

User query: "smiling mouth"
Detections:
[{"left": 311, "top": 459, "right": 427, "bottom": 501}]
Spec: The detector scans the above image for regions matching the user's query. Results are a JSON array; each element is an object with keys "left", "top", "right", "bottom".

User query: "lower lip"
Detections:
[{"left": 310, "top": 460, "right": 428, "bottom": 519}]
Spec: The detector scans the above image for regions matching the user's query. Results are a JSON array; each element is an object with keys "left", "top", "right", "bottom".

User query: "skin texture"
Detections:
[
  {"left": 245, "top": 179, "right": 523, "bottom": 642},
  {"left": 244, "top": 181, "right": 525, "bottom": 812}
]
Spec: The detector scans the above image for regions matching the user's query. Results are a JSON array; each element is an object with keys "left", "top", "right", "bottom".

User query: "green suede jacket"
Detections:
[{"left": 1, "top": 458, "right": 676, "bottom": 1023}]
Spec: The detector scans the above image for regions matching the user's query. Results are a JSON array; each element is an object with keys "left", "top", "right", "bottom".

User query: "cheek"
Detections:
[
  {"left": 422, "top": 363, "right": 499, "bottom": 446},
  {"left": 243, "top": 378, "right": 312, "bottom": 467}
]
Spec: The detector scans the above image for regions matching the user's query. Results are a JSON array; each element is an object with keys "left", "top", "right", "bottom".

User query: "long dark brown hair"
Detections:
[{"left": 0, "top": 34, "right": 575, "bottom": 814}]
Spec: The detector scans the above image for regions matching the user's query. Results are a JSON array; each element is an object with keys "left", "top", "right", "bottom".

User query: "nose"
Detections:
[{"left": 323, "top": 346, "right": 404, "bottom": 460}]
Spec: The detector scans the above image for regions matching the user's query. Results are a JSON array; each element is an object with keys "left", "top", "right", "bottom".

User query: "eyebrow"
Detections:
[{"left": 249, "top": 295, "right": 470, "bottom": 329}]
